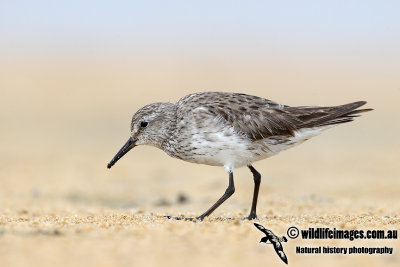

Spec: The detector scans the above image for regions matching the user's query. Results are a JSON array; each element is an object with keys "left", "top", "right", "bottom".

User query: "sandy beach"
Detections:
[
  {"left": 1, "top": 2, "right": 400, "bottom": 265},
  {"left": 1, "top": 60, "right": 399, "bottom": 266}
]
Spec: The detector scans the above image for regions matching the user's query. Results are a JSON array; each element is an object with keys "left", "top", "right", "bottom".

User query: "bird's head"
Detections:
[
  {"left": 260, "top": 237, "right": 269, "bottom": 243},
  {"left": 107, "top": 102, "right": 176, "bottom": 169}
]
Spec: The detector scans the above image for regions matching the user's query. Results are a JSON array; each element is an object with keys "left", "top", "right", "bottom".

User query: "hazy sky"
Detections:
[
  {"left": 1, "top": 1, "right": 399, "bottom": 57},
  {"left": 1, "top": 1, "right": 399, "bottom": 156}
]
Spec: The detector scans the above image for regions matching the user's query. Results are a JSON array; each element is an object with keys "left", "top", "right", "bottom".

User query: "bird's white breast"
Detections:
[
  {"left": 165, "top": 109, "right": 330, "bottom": 172},
  {"left": 187, "top": 126, "right": 256, "bottom": 171}
]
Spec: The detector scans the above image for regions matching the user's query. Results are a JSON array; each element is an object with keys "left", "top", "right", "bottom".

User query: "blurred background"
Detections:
[{"left": 0, "top": 1, "right": 399, "bottom": 266}]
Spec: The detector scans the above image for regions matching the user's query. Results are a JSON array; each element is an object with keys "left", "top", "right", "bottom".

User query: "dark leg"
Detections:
[
  {"left": 246, "top": 165, "right": 261, "bottom": 220},
  {"left": 197, "top": 171, "right": 235, "bottom": 221}
]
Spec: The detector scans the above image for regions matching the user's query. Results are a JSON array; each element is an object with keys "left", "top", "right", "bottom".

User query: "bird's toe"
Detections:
[{"left": 244, "top": 213, "right": 258, "bottom": 220}]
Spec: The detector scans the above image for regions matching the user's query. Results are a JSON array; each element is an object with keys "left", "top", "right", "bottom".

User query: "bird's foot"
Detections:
[
  {"left": 196, "top": 215, "right": 205, "bottom": 221},
  {"left": 244, "top": 213, "right": 257, "bottom": 220}
]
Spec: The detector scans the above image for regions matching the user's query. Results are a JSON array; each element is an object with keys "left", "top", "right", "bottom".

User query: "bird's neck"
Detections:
[{"left": 153, "top": 103, "right": 178, "bottom": 149}]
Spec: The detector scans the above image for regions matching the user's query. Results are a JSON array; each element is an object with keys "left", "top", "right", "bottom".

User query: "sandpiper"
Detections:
[{"left": 107, "top": 92, "right": 372, "bottom": 220}]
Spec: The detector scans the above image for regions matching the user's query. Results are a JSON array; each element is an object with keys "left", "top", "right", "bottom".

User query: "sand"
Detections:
[{"left": 0, "top": 59, "right": 399, "bottom": 267}]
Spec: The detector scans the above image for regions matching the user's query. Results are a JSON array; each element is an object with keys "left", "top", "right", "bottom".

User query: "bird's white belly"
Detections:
[
  {"left": 180, "top": 126, "right": 328, "bottom": 171},
  {"left": 166, "top": 110, "right": 330, "bottom": 172},
  {"left": 187, "top": 131, "right": 258, "bottom": 170}
]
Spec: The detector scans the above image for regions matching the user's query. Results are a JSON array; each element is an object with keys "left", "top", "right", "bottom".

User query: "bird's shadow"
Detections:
[
  {"left": 164, "top": 215, "right": 232, "bottom": 222},
  {"left": 164, "top": 215, "right": 258, "bottom": 222}
]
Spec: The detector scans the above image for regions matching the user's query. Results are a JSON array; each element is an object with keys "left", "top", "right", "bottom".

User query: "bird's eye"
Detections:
[{"left": 140, "top": 121, "right": 148, "bottom": 128}]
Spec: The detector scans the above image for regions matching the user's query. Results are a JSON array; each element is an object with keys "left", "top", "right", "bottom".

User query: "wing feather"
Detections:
[{"left": 177, "top": 92, "right": 370, "bottom": 141}]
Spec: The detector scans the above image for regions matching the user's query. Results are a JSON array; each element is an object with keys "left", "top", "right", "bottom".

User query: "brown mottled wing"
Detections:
[
  {"left": 177, "top": 92, "right": 300, "bottom": 139},
  {"left": 210, "top": 105, "right": 300, "bottom": 139},
  {"left": 177, "top": 92, "right": 371, "bottom": 141}
]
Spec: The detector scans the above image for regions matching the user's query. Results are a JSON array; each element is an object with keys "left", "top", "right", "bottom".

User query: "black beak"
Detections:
[{"left": 107, "top": 137, "right": 136, "bottom": 169}]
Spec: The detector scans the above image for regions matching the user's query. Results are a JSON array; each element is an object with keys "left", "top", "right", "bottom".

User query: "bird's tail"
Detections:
[{"left": 299, "top": 101, "right": 373, "bottom": 128}]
